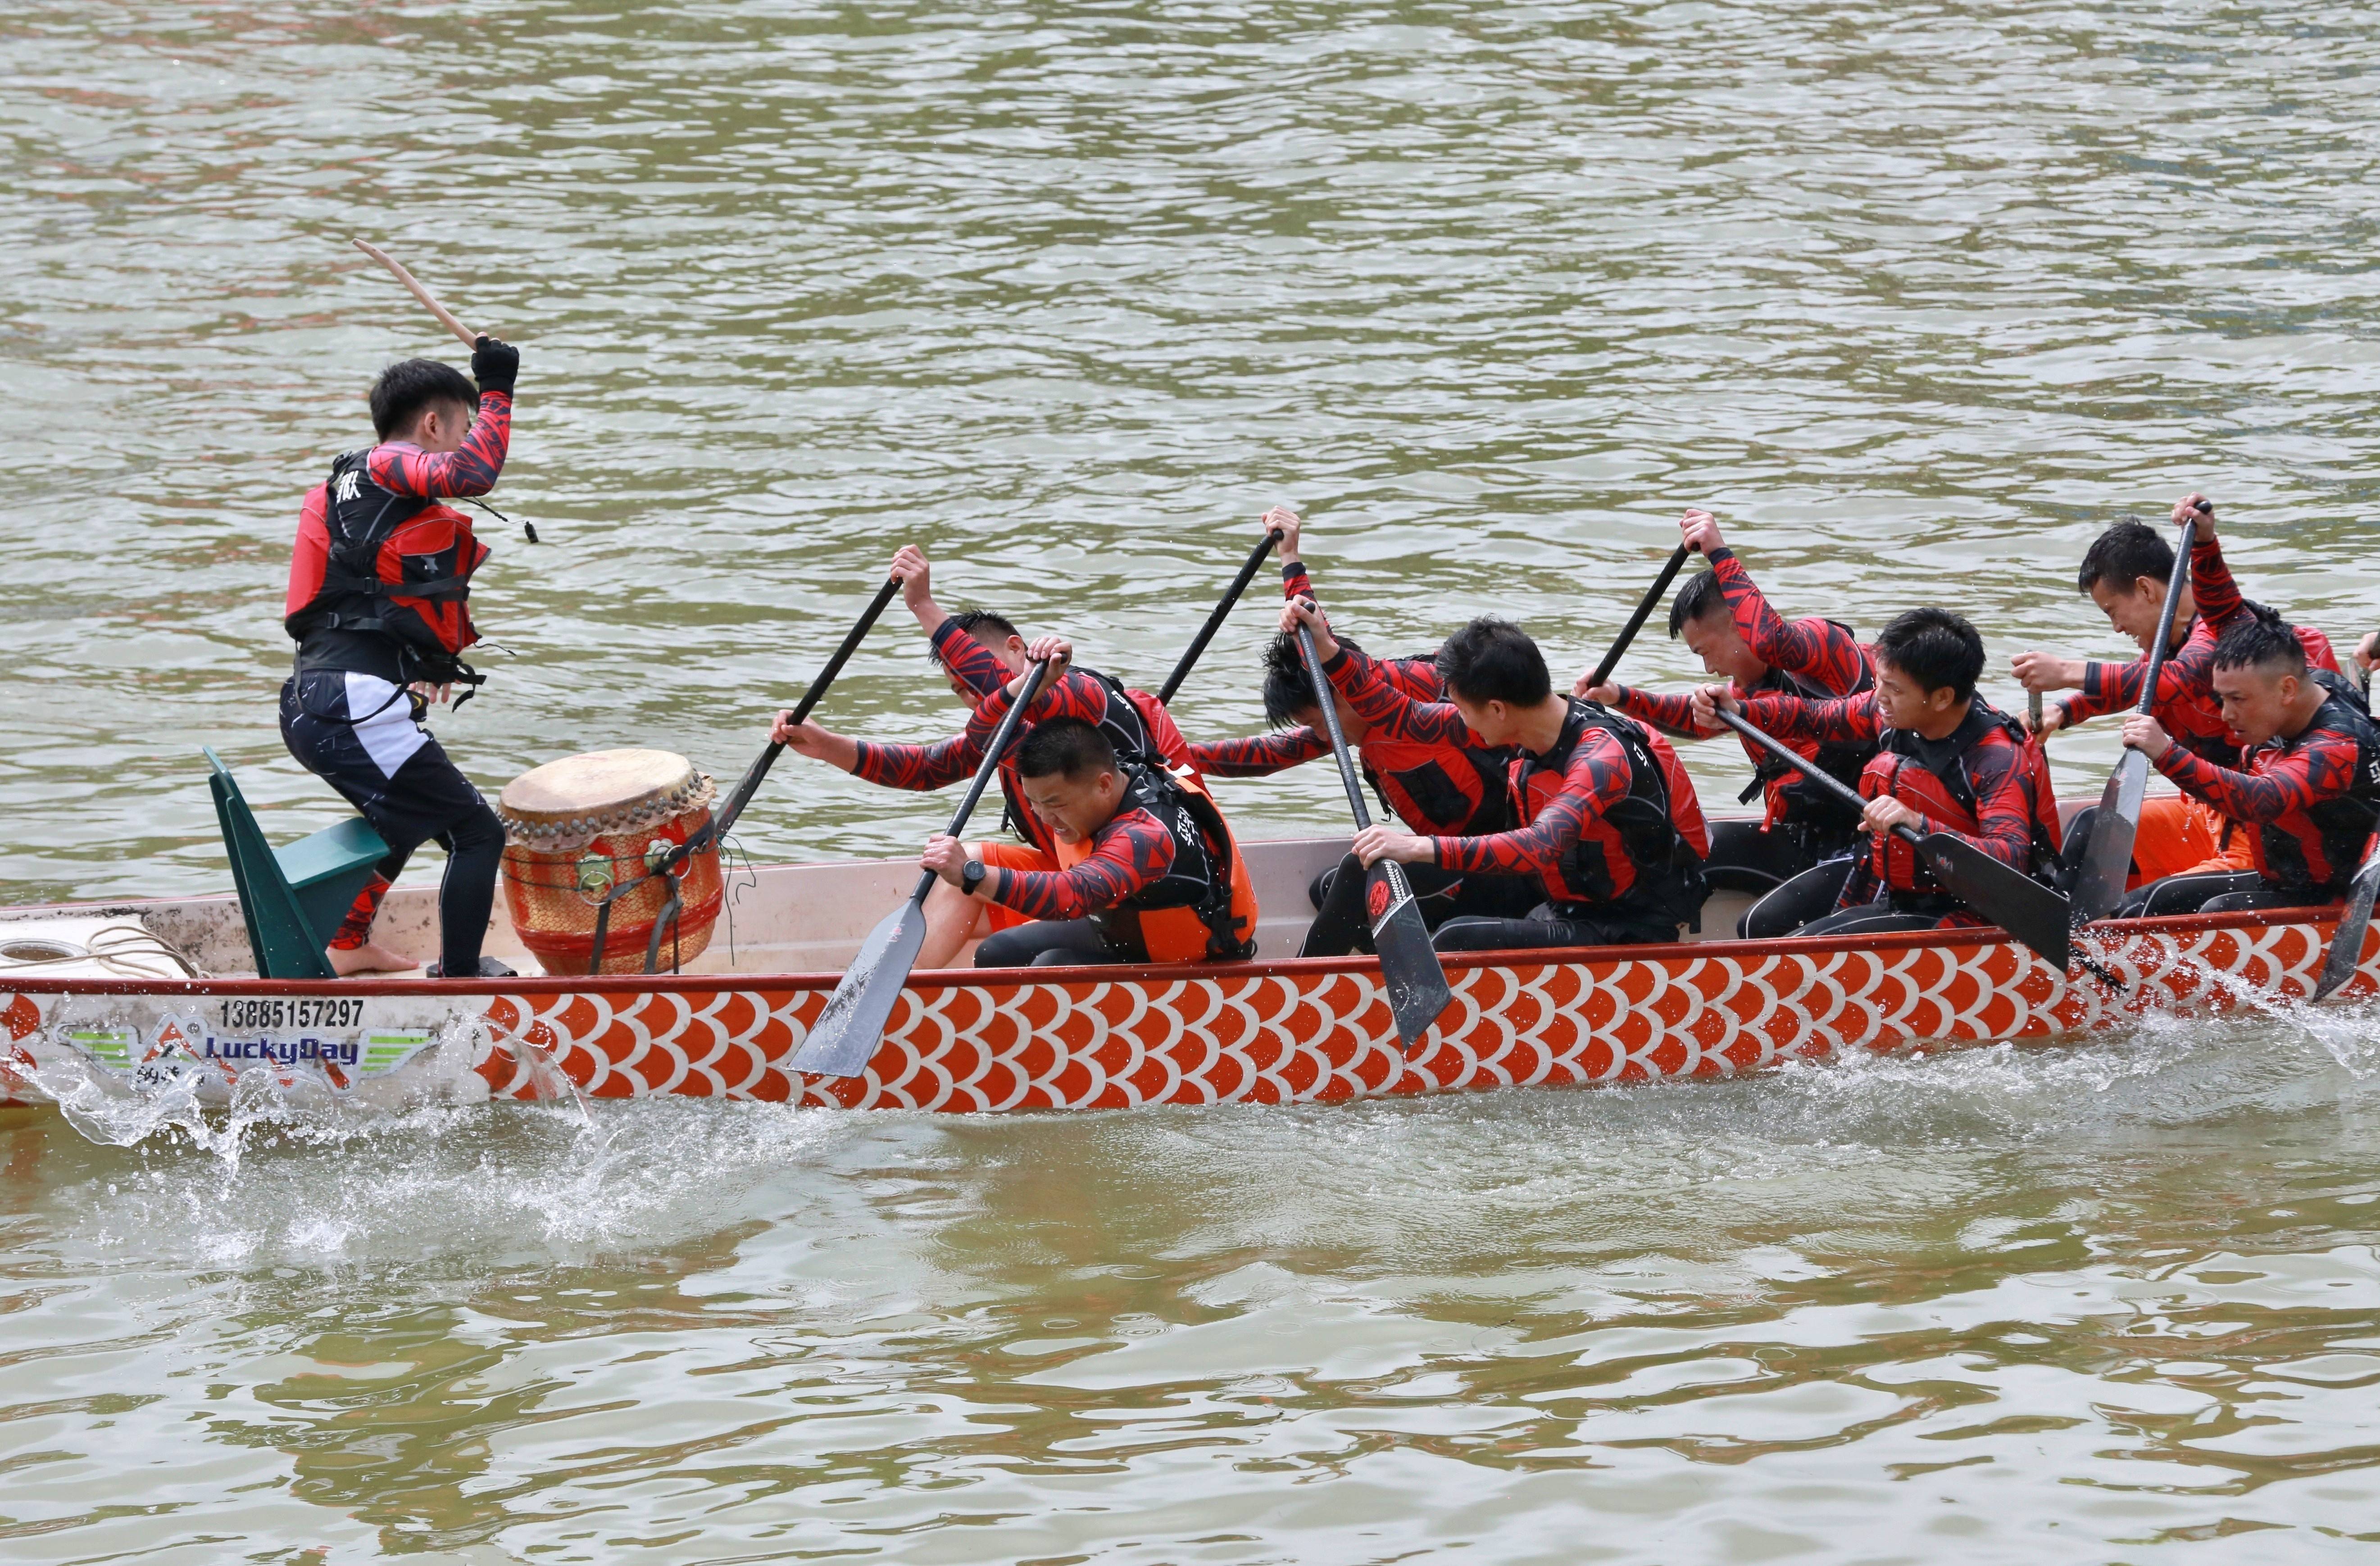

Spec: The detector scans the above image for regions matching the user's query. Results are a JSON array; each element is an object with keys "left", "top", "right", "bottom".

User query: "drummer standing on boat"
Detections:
[{"left": 278, "top": 338, "right": 521, "bottom": 979}]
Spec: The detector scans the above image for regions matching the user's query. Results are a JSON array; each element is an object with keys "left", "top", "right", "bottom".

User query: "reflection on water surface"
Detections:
[{"left": 6, "top": 0, "right": 2380, "bottom": 1559}]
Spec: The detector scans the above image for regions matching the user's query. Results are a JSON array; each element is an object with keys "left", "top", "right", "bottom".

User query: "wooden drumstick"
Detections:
[{"left": 350, "top": 237, "right": 482, "bottom": 348}]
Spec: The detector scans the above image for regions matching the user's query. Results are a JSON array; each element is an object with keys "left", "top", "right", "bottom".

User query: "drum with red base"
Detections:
[{"left": 498, "top": 749, "right": 725, "bottom": 975}]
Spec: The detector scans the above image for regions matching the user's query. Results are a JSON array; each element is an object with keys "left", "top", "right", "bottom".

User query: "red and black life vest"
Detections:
[
  {"left": 286, "top": 450, "right": 488, "bottom": 688},
  {"left": 1361, "top": 737, "right": 1516, "bottom": 837},
  {"left": 1740, "top": 624, "right": 1877, "bottom": 838},
  {"left": 1861, "top": 703, "right": 2061, "bottom": 894},
  {"left": 1512, "top": 699, "right": 1708, "bottom": 926},
  {"left": 1087, "top": 764, "right": 1260, "bottom": 962},
  {"left": 2246, "top": 692, "right": 2380, "bottom": 892}
]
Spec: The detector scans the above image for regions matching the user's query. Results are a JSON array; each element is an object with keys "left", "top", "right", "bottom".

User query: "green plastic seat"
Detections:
[{"left": 204, "top": 748, "right": 390, "bottom": 979}]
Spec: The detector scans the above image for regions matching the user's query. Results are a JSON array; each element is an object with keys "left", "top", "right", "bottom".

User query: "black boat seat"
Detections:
[{"left": 203, "top": 747, "right": 389, "bottom": 979}]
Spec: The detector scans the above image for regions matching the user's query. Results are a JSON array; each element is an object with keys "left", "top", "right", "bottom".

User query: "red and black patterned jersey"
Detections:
[
  {"left": 2154, "top": 692, "right": 2380, "bottom": 891},
  {"left": 1282, "top": 560, "right": 1442, "bottom": 701},
  {"left": 1613, "top": 548, "right": 1874, "bottom": 835},
  {"left": 2059, "top": 535, "right": 2342, "bottom": 767},
  {"left": 987, "top": 805, "right": 1177, "bottom": 920},
  {"left": 1740, "top": 692, "right": 2061, "bottom": 895}
]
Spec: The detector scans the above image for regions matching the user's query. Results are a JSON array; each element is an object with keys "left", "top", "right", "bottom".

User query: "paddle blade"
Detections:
[
  {"left": 1917, "top": 832, "right": 2072, "bottom": 970},
  {"left": 1298, "top": 853, "right": 1370, "bottom": 959},
  {"left": 2071, "top": 753, "right": 2148, "bottom": 924},
  {"left": 1367, "top": 861, "right": 1454, "bottom": 1048},
  {"left": 2313, "top": 859, "right": 2380, "bottom": 1001},
  {"left": 788, "top": 898, "right": 929, "bottom": 1079}
]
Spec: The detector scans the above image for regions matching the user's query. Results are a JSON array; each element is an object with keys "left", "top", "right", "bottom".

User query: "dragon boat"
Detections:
[{"left": 1, "top": 814, "right": 2367, "bottom": 1118}]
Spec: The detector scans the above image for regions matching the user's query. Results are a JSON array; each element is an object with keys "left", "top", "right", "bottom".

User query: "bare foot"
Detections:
[{"left": 328, "top": 941, "right": 413, "bottom": 976}]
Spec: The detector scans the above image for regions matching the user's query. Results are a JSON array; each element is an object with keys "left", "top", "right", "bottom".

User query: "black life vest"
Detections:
[
  {"left": 1513, "top": 699, "right": 1708, "bottom": 926},
  {"left": 1087, "top": 763, "right": 1260, "bottom": 962},
  {"left": 2248, "top": 692, "right": 2380, "bottom": 892},
  {"left": 286, "top": 450, "right": 489, "bottom": 689},
  {"left": 1737, "top": 621, "right": 1877, "bottom": 836}
]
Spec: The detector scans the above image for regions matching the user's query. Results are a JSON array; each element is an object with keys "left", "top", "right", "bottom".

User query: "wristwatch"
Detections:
[{"left": 960, "top": 860, "right": 988, "bottom": 896}]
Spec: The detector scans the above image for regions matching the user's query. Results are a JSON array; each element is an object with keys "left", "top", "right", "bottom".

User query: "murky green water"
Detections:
[{"left": 7, "top": 1, "right": 2380, "bottom": 1559}]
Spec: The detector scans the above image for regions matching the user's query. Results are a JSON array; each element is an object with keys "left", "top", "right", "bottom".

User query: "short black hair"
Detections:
[
  {"left": 1260, "top": 630, "right": 1363, "bottom": 728},
  {"left": 2076, "top": 517, "right": 2174, "bottom": 596},
  {"left": 1874, "top": 607, "right": 1985, "bottom": 701},
  {"left": 928, "top": 609, "right": 1022, "bottom": 671},
  {"left": 368, "top": 358, "right": 479, "bottom": 441},
  {"left": 2211, "top": 607, "right": 2307, "bottom": 679},
  {"left": 1668, "top": 569, "right": 1727, "bottom": 637},
  {"left": 1015, "top": 716, "right": 1116, "bottom": 781},
  {"left": 1435, "top": 617, "right": 1550, "bottom": 707}
]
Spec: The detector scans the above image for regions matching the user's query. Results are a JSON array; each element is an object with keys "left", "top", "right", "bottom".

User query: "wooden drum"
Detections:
[{"left": 497, "top": 749, "right": 725, "bottom": 975}]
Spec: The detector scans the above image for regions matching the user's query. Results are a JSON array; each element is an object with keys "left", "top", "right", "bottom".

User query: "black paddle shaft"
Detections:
[
  {"left": 587, "top": 574, "right": 900, "bottom": 974},
  {"left": 2126, "top": 515, "right": 2200, "bottom": 723},
  {"left": 1156, "top": 529, "right": 1282, "bottom": 705},
  {"left": 898, "top": 656, "right": 1054, "bottom": 907},
  {"left": 1708, "top": 708, "right": 1911, "bottom": 843},
  {"left": 1585, "top": 544, "right": 1694, "bottom": 692},
  {"left": 1295, "top": 625, "right": 1374, "bottom": 830},
  {"left": 2068, "top": 514, "right": 2198, "bottom": 925}
]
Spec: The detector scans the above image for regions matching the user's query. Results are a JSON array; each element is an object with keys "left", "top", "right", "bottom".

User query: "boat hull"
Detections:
[{"left": 4, "top": 910, "right": 2365, "bottom": 1114}]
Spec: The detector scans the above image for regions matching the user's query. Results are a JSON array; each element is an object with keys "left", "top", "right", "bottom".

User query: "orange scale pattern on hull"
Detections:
[{"left": 7, "top": 915, "right": 2374, "bottom": 1114}]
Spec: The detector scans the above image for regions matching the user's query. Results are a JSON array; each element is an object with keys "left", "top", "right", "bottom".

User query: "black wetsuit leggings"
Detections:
[
  {"left": 280, "top": 672, "right": 505, "bottom": 977},
  {"left": 976, "top": 918, "right": 1137, "bottom": 968},
  {"left": 1432, "top": 900, "right": 1681, "bottom": 953},
  {"left": 1308, "top": 860, "right": 1540, "bottom": 929},
  {"left": 2114, "top": 872, "right": 2327, "bottom": 920}
]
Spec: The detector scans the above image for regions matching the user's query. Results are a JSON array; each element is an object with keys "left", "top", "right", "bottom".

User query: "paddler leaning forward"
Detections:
[
  {"left": 278, "top": 335, "right": 522, "bottom": 980},
  {"left": 772, "top": 610, "right": 1256, "bottom": 969},
  {"left": 1294, "top": 598, "right": 1713, "bottom": 952},
  {"left": 921, "top": 642, "right": 1259, "bottom": 968}
]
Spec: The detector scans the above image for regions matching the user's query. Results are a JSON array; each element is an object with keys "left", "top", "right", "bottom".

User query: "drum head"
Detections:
[{"left": 499, "top": 748, "right": 712, "bottom": 845}]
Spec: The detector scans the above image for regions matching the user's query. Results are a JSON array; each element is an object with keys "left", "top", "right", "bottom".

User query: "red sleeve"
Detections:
[
  {"left": 2062, "top": 628, "right": 2215, "bottom": 724},
  {"left": 1735, "top": 689, "right": 1884, "bottom": 747},
  {"left": 283, "top": 484, "right": 332, "bottom": 619},
  {"left": 1432, "top": 726, "right": 1631, "bottom": 879},
  {"left": 1322, "top": 644, "right": 1474, "bottom": 748},
  {"left": 1612, "top": 686, "right": 1710, "bottom": 739},
  {"left": 851, "top": 734, "right": 981, "bottom": 791},
  {"left": 1190, "top": 729, "right": 1331, "bottom": 777},
  {"left": 987, "top": 808, "right": 1174, "bottom": 920},
  {"left": 363, "top": 389, "right": 511, "bottom": 497},
  {"left": 930, "top": 618, "right": 1010, "bottom": 699},
  {"left": 1282, "top": 560, "right": 1314, "bottom": 603},
  {"left": 2188, "top": 534, "right": 2244, "bottom": 633},
  {"left": 2156, "top": 734, "right": 2358, "bottom": 824},
  {"left": 1708, "top": 550, "right": 1869, "bottom": 697}
]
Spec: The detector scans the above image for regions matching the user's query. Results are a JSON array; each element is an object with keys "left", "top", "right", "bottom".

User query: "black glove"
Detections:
[{"left": 472, "top": 334, "right": 520, "bottom": 396}]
